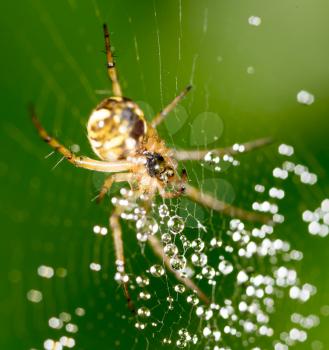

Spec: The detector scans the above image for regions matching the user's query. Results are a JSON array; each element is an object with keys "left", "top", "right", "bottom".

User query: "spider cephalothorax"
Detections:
[
  {"left": 31, "top": 23, "right": 273, "bottom": 314},
  {"left": 144, "top": 151, "right": 174, "bottom": 179}
]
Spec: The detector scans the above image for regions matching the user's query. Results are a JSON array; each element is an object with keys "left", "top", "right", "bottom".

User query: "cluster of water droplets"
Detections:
[
  {"left": 32, "top": 307, "right": 85, "bottom": 350},
  {"left": 143, "top": 143, "right": 326, "bottom": 348},
  {"left": 25, "top": 143, "right": 328, "bottom": 349},
  {"left": 302, "top": 199, "right": 329, "bottom": 237},
  {"left": 97, "top": 144, "right": 322, "bottom": 349},
  {"left": 203, "top": 149, "right": 240, "bottom": 172}
]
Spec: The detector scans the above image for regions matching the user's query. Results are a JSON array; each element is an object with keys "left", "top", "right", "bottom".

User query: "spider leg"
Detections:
[
  {"left": 147, "top": 235, "right": 210, "bottom": 305},
  {"left": 30, "top": 108, "right": 133, "bottom": 173},
  {"left": 97, "top": 173, "right": 134, "bottom": 203},
  {"left": 103, "top": 24, "right": 122, "bottom": 97},
  {"left": 151, "top": 85, "right": 192, "bottom": 128},
  {"left": 172, "top": 137, "right": 274, "bottom": 161},
  {"left": 98, "top": 176, "right": 114, "bottom": 203},
  {"left": 184, "top": 183, "right": 272, "bottom": 224},
  {"left": 159, "top": 191, "right": 182, "bottom": 199},
  {"left": 110, "top": 210, "right": 136, "bottom": 314}
]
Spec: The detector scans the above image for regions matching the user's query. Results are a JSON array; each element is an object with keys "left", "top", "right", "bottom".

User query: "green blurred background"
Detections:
[{"left": 1, "top": 0, "right": 329, "bottom": 349}]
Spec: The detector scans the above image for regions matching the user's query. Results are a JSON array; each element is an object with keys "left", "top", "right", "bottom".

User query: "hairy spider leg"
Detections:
[
  {"left": 172, "top": 137, "right": 274, "bottom": 161},
  {"left": 159, "top": 190, "right": 184, "bottom": 199},
  {"left": 110, "top": 210, "right": 136, "bottom": 314},
  {"left": 30, "top": 108, "right": 133, "bottom": 173},
  {"left": 97, "top": 173, "right": 134, "bottom": 203},
  {"left": 98, "top": 176, "right": 115, "bottom": 203},
  {"left": 103, "top": 24, "right": 122, "bottom": 97},
  {"left": 151, "top": 85, "right": 192, "bottom": 128},
  {"left": 147, "top": 235, "right": 210, "bottom": 305},
  {"left": 184, "top": 183, "right": 272, "bottom": 224}
]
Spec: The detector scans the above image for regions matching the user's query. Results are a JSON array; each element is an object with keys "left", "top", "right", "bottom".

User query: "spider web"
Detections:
[{"left": 3, "top": 1, "right": 329, "bottom": 350}]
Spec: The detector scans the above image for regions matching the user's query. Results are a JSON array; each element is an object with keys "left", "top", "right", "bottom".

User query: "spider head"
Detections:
[
  {"left": 144, "top": 152, "right": 176, "bottom": 184},
  {"left": 87, "top": 97, "right": 147, "bottom": 161}
]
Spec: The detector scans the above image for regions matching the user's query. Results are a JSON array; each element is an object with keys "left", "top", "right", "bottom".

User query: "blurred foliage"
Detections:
[{"left": 1, "top": 0, "right": 329, "bottom": 349}]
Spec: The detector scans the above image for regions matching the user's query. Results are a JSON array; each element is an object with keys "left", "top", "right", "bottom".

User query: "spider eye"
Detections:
[
  {"left": 159, "top": 167, "right": 175, "bottom": 182},
  {"left": 166, "top": 168, "right": 174, "bottom": 177}
]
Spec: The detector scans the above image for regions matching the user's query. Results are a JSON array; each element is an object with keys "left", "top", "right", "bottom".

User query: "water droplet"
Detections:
[
  {"left": 192, "top": 334, "right": 198, "bottom": 344},
  {"left": 26, "top": 289, "right": 42, "bottom": 303},
  {"left": 70, "top": 144, "right": 80, "bottom": 153},
  {"left": 218, "top": 260, "right": 234, "bottom": 275},
  {"left": 247, "top": 66, "right": 255, "bottom": 74},
  {"left": 150, "top": 264, "right": 165, "bottom": 277},
  {"left": 136, "top": 216, "right": 158, "bottom": 237},
  {"left": 135, "top": 275, "right": 150, "bottom": 287},
  {"left": 191, "top": 253, "right": 208, "bottom": 267},
  {"left": 191, "top": 238, "right": 205, "bottom": 252},
  {"left": 168, "top": 215, "right": 185, "bottom": 234},
  {"left": 205, "top": 309, "right": 214, "bottom": 320},
  {"left": 297, "top": 90, "right": 315, "bottom": 105},
  {"left": 203, "top": 326, "right": 212, "bottom": 337},
  {"left": 174, "top": 284, "right": 186, "bottom": 293},
  {"left": 48, "top": 317, "right": 63, "bottom": 329},
  {"left": 176, "top": 328, "right": 192, "bottom": 346},
  {"left": 161, "top": 233, "right": 172, "bottom": 243},
  {"left": 170, "top": 255, "right": 187, "bottom": 271},
  {"left": 179, "top": 234, "right": 187, "bottom": 242},
  {"left": 135, "top": 321, "right": 147, "bottom": 330},
  {"left": 164, "top": 243, "right": 178, "bottom": 257},
  {"left": 75, "top": 307, "right": 85, "bottom": 316},
  {"left": 202, "top": 265, "right": 216, "bottom": 279},
  {"left": 159, "top": 204, "right": 170, "bottom": 217},
  {"left": 90, "top": 262, "right": 101, "bottom": 271},
  {"left": 196, "top": 306, "right": 204, "bottom": 316},
  {"left": 37, "top": 265, "right": 54, "bottom": 279},
  {"left": 237, "top": 270, "right": 249, "bottom": 284},
  {"left": 136, "top": 232, "right": 148, "bottom": 242},
  {"left": 178, "top": 328, "right": 191, "bottom": 338},
  {"left": 139, "top": 291, "right": 151, "bottom": 300},
  {"left": 187, "top": 294, "right": 199, "bottom": 305},
  {"left": 278, "top": 144, "right": 294, "bottom": 157},
  {"left": 176, "top": 339, "right": 187, "bottom": 348},
  {"left": 183, "top": 240, "right": 191, "bottom": 249},
  {"left": 137, "top": 306, "right": 151, "bottom": 318},
  {"left": 248, "top": 15, "right": 262, "bottom": 26}
]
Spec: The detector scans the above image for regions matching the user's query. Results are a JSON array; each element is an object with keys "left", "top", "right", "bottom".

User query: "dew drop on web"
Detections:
[{"left": 167, "top": 215, "right": 185, "bottom": 234}]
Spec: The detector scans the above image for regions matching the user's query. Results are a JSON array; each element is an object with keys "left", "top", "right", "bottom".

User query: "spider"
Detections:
[{"left": 31, "top": 24, "right": 273, "bottom": 313}]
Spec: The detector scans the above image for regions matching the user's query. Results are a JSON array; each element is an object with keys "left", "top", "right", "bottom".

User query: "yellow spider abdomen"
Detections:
[{"left": 87, "top": 97, "right": 147, "bottom": 161}]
